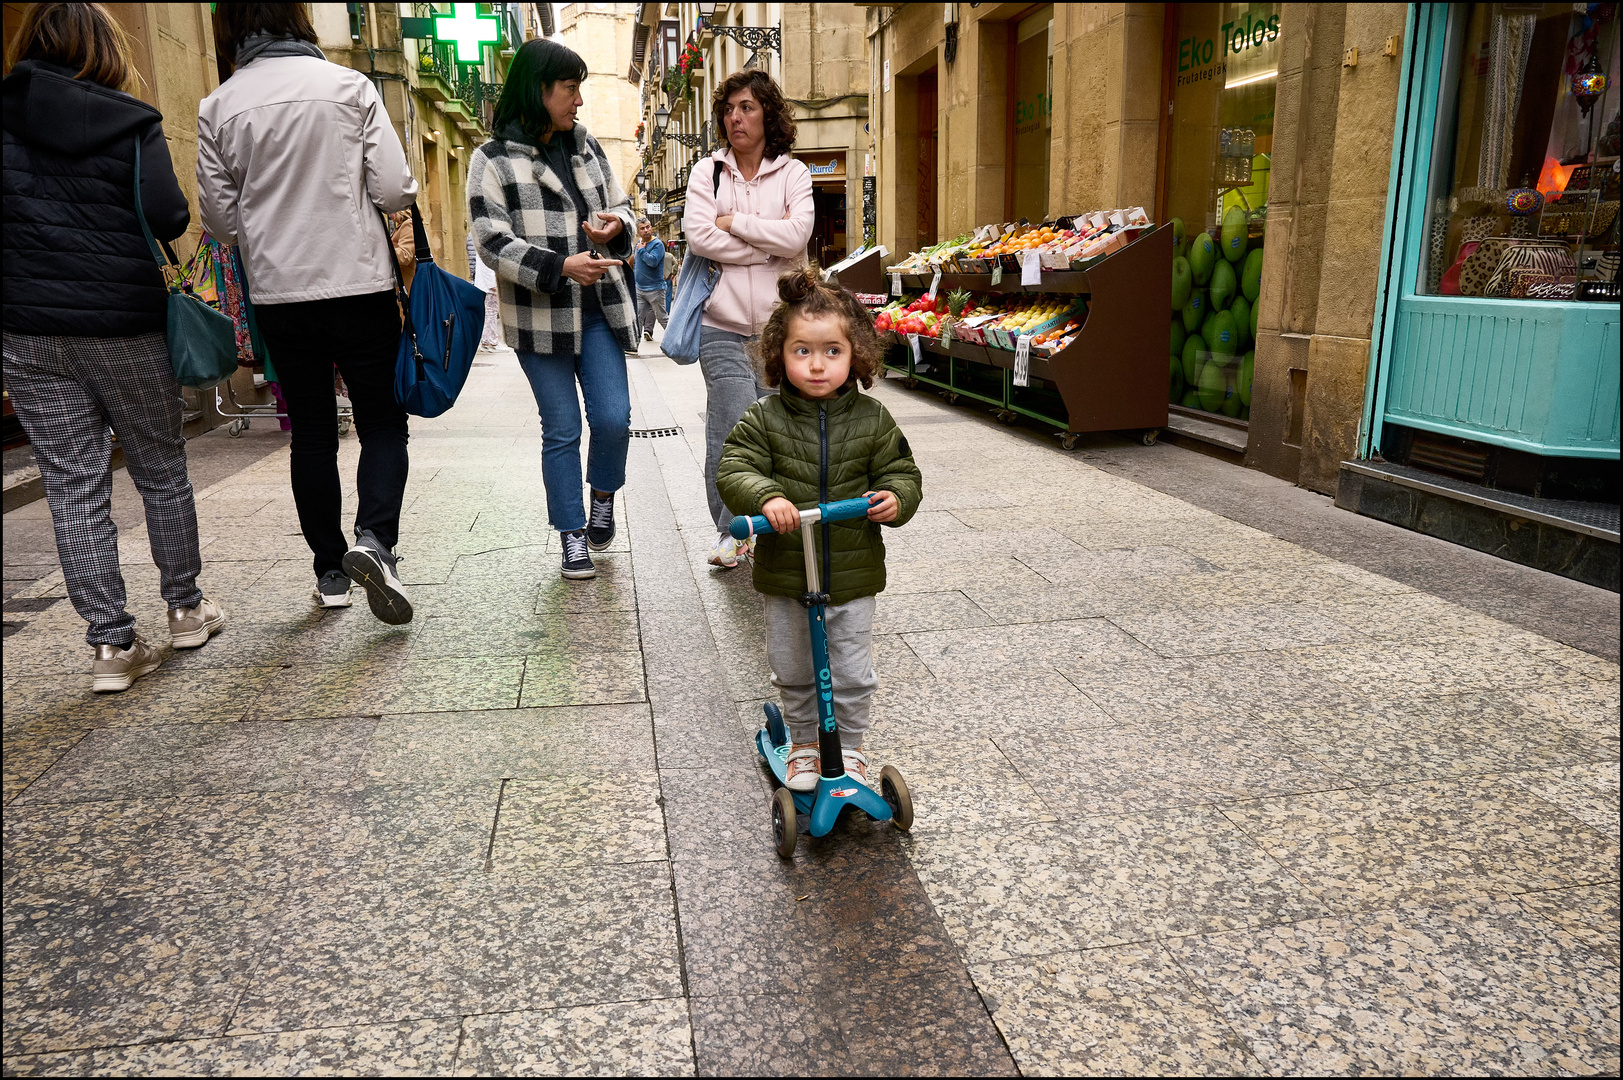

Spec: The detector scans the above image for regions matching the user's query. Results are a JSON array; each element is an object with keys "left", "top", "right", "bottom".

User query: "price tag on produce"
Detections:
[
  {"left": 907, "top": 333, "right": 922, "bottom": 369},
  {"left": 926, "top": 268, "right": 943, "bottom": 301},
  {"left": 890, "top": 272, "right": 903, "bottom": 296},
  {"left": 991, "top": 263, "right": 1003, "bottom": 286},
  {"left": 1013, "top": 334, "right": 1032, "bottom": 388},
  {"left": 1021, "top": 250, "right": 1042, "bottom": 287}
]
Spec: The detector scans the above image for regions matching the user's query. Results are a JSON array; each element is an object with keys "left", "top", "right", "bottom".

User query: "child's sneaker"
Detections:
[
  {"left": 784, "top": 744, "right": 820, "bottom": 792},
  {"left": 842, "top": 748, "right": 871, "bottom": 788},
  {"left": 736, "top": 534, "right": 756, "bottom": 561},
  {"left": 709, "top": 533, "right": 740, "bottom": 568}
]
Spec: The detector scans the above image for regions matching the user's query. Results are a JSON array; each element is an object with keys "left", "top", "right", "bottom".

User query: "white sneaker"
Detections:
[
  {"left": 313, "top": 571, "right": 354, "bottom": 608},
  {"left": 842, "top": 749, "right": 871, "bottom": 788},
  {"left": 784, "top": 744, "right": 820, "bottom": 792},
  {"left": 709, "top": 533, "right": 740, "bottom": 568}
]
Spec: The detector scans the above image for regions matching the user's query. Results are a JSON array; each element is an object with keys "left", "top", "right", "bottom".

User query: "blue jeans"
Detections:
[{"left": 517, "top": 312, "right": 630, "bottom": 533}]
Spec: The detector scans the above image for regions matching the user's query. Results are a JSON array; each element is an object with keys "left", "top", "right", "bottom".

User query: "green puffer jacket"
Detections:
[{"left": 717, "top": 386, "right": 923, "bottom": 605}]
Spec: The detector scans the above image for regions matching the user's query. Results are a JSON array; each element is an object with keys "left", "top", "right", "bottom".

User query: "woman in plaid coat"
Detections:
[{"left": 468, "top": 39, "right": 636, "bottom": 581}]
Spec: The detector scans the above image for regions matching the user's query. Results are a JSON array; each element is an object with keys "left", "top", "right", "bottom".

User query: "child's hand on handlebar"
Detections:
[
  {"left": 866, "top": 490, "right": 898, "bottom": 523},
  {"left": 762, "top": 496, "right": 801, "bottom": 534}
]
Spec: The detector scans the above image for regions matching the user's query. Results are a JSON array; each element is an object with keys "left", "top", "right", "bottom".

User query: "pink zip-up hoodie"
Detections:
[{"left": 683, "top": 148, "right": 814, "bottom": 337}]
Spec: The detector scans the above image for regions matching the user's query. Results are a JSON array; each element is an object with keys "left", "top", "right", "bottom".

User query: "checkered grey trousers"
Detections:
[{"left": 3, "top": 331, "right": 204, "bottom": 645}]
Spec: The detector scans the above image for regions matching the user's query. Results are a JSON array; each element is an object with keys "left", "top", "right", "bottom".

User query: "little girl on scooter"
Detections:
[{"left": 716, "top": 265, "right": 923, "bottom": 792}]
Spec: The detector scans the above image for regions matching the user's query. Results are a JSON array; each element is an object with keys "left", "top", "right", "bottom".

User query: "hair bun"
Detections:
[{"left": 778, "top": 264, "right": 821, "bottom": 304}]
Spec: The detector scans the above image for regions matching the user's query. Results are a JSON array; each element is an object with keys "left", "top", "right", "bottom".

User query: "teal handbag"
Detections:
[{"left": 131, "top": 136, "right": 238, "bottom": 388}]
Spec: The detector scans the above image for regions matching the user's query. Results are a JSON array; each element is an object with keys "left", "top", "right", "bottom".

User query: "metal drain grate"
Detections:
[{"left": 629, "top": 427, "right": 683, "bottom": 438}]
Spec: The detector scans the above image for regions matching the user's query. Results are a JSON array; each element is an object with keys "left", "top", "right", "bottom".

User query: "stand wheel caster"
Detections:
[
  {"left": 996, "top": 409, "right": 1017, "bottom": 425},
  {"left": 1141, "top": 428, "right": 1159, "bottom": 446},
  {"left": 945, "top": 392, "right": 959, "bottom": 405},
  {"left": 1060, "top": 432, "right": 1080, "bottom": 451},
  {"left": 338, "top": 418, "right": 352, "bottom": 437},
  {"left": 227, "top": 419, "right": 245, "bottom": 438},
  {"left": 771, "top": 787, "right": 797, "bottom": 858},
  {"left": 880, "top": 766, "right": 913, "bottom": 831},
  {"left": 903, "top": 377, "right": 918, "bottom": 390}
]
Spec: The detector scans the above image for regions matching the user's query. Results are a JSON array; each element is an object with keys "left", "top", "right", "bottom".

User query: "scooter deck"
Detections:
[{"left": 756, "top": 726, "right": 893, "bottom": 833}]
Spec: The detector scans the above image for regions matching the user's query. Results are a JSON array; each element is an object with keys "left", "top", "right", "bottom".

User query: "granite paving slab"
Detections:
[
  {"left": 1504, "top": 760, "right": 1621, "bottom": 838},
  {"left": 1516, "top": 884, "right": 1622, "bottom": 965},
  {"left": 837, "top": 968, "right": 1019, "bottom": 1076},
  {"left": 873, "top": 738, "right": 1055, "bottom": 836},
  {"left": 689, "top": 991, "right": 854, "bottom": 1077},
  {"left": 228, "top": 863, "right": 682, "bottom": 1032},
  {"left": 970, "top": 944, "right": 1263, "bottom": 1075},
  {"left": 869, "top": 590, "right": 992, "bottom": 635},
  {"left": 248, "top": 656, "right": 525, "bottom": 720},
  {"left": 999, "top": 721, "right": 1351, "bottom": 817},
  {"left": 1109, "top": 601, "right": 1365, "bottom": 658},
  {"left": 1165, "top": 900, "right": 1622, "bottom": 1075},
  {"left": 868, "top": 670, "right": 1117, "bottom": 746},
  {"left": 901, "top": 616, "right": 1154, "bottom": 678},
  {"left": 359, "top": 703, "right": 656, "bottom": 782},
  {"left": 517, "top": 648, "right": 646, "bottom": 708},
  {"left": 3, "top": 885, "right": 281, "bottom": 1056},
  {"left": 907, "top": 810, "right": 1329, "bottom": 965},
  {"left": 2, "top": 730, "right": 86, "bottom": 805},
  {"left": 3, "top": 665, "right": 280, "bottom": 736},
  {"left": 408, "top": 609, "right": 642, "bottom": 658},
  {"left": 488, "top": 772, "right": 666, "bottom": 870},
  {"left": 4, "top": 797, "right": 169, "bottom": 896},
  {"left": 1219, "top": 776, "right": 1621, "bottom": 913},
  {"left": 454, "top": 998, "right": 693, "bottom": 1076},
  {"left": 0, "top": 1018, "right": 463, "bottom": 1077},
  {"left": 12, "top": 719, "right": 374, "bottom": 804}
]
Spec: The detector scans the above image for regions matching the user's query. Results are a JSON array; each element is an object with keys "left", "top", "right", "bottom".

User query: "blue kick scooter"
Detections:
[{"left": 731, "top": 498, "right": 914, "bottom": 858}]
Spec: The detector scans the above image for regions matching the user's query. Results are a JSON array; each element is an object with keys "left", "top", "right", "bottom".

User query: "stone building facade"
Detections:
[{"left": 559, "top": 3, "right": 642, "bottom": 205}]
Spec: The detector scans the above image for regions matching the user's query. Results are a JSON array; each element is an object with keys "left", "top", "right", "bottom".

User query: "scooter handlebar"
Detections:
[{"left": 730, "top": 496, "right": 875, "bottom": 540}]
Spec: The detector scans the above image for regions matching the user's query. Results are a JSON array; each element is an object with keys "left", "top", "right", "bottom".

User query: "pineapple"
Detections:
[{"left": 946, "top": 287, "right": 972, "bottom": 318}]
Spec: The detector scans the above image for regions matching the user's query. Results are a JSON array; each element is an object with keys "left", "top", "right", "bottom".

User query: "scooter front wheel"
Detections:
[
  {"left": 880, "top": 765, "right": 914, "bottom": 831},
  {"left": 771, "top": 787, "right": 797, "bottom": 858}
]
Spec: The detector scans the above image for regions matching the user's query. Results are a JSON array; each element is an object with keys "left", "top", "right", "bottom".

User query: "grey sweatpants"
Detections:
[
  {"left": 2, "top": 331, "right": 204, "bottom": 645},
  {"left": 765, "top": 593, "right": 878, "bottom": 749},
  {"left": 635, "top": 288, "right": 667, "bottom": 338},
  {"left": 699, "top": 325, "right": 770, "bottom": 532}
]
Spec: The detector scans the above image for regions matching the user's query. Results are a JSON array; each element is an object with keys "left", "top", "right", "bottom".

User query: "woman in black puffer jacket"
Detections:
[{"left": 2, "top": 2, "right": 225, "bottom": 693}]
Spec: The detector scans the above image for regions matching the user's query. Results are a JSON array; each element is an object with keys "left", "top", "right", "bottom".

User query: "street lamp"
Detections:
[
  {"left": 697, "top": 1, "right": 717, "bottom": 27},
  {"left": 655, "top": 105, "right": 670, "bottom": 132}
]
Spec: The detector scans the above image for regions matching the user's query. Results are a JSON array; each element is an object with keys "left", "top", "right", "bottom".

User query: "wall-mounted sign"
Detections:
[
  {"left": 434, "top": 3, "right": 501, "bottom": 64},
  {"left": 807, "top": 159, "right": 842, "bottom": 176}
]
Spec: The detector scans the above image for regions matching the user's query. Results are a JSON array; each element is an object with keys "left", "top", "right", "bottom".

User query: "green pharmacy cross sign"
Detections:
[{"left": 433, "top": 4, "right": 500, "bottom": 64}]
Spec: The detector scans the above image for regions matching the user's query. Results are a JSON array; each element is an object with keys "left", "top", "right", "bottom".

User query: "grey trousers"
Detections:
[
  {"left": 764, "top": 593, "right": 878, "bottom": 749},
  {"left": 699, "top": 325, "right": 770, "bottom": 532},
  {"left": 2, "top": 331, "right": 204, "bottom": 645},
  {"left": 635, "top": 288, "right": 667, "bottom": 338}
]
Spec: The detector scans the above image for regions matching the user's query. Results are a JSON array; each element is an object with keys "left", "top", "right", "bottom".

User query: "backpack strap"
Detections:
[{"left": 713, "top": 159, "right": 725, "bottom": 197}]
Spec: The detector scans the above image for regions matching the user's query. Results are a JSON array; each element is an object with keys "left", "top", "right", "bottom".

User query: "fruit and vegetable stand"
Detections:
[{"left": 876, "top": 224, "right": 1173, "bottom": 448}]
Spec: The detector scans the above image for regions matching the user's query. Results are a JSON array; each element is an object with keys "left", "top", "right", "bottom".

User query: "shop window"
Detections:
[
  {"left": 1007, "top": 6, "right": 1053, "bottom": 222},
  {"left": 1423, "top": 4, "right": 1618, "bottom": 302},
  {"left": 1162, "top": 3, "right": 1279, "bottom": 423}
]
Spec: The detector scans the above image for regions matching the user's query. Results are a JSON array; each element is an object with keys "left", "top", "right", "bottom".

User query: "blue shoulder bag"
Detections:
[
  {"left": 661, "top": 161, "right": 727, "bottom": 365},
  {"left": 389, "top": 204, "right": 486, "bottom": 417}
]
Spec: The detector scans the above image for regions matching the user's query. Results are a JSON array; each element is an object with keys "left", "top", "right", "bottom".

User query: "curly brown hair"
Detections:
[
  {"left": 753, "top": 265, "right": 885, "bottom": 392},
  {"left": 712, "top": 69, "right": 797, "bottom": 160}
]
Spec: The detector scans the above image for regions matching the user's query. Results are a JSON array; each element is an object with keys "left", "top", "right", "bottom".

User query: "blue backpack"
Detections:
[{"left": 389, "top": 205, "right": 485, "bottom": 417}]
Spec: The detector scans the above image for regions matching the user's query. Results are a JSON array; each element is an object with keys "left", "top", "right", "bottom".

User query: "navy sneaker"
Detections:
[
  {"left": 586, "top": 490, "right": 616, "bottom": 550},
  {"left": 561, "top": 529, "right": 596, "bottom": 579}
]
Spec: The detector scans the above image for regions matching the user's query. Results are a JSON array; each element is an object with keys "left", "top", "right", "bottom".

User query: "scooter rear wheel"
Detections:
[
  {"left": 880, "top": 766, "right": 913, "bottom": 831},
  {"left": 771, "top": 787, "right": 797, "bottom": 858}
]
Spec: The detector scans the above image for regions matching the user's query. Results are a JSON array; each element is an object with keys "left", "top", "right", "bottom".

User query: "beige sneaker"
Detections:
[
  {"left": 842, "top": 748, "right": 871, "bottom": 788},
  {"left": 91, "top": 636, "right": 162, "bottom": 693},
  {"left": 784, "top": 743, "right": 820, "bottom": 792},
  {"left": 168, "top": 597, "right": 226, "bottom": 649}
]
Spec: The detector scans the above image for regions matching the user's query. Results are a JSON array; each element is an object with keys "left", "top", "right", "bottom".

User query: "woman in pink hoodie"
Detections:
[{"left": 682, "top": 70, "right": 814, "bottom": 568}]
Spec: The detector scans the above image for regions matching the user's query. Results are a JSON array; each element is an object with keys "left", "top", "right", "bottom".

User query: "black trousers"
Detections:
[{"left": 255, "top": 290, "right": 407, "bottom": 579}]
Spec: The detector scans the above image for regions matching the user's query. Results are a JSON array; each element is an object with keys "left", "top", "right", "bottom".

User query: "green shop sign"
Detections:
[
  {"left": 1178, "top": 10, "right": 1279, "bottom": 82},
  {"left": 399, "top": 3, "right": 502, "bottom": 64}
]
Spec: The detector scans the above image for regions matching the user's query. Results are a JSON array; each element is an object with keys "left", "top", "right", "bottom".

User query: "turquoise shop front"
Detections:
[{"left": 1363, "top": 3, "right": 1620, "bottom": 471}]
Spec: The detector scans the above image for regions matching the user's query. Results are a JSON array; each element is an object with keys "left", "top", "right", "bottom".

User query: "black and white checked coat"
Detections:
[{"left": 467, "top": 125, "right": 637, "bottom": 356}]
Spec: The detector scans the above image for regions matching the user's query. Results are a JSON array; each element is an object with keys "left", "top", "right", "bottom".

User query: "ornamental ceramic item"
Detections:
[{"left": 1573, "top": 54, "right": 1609, "bottom": 119}]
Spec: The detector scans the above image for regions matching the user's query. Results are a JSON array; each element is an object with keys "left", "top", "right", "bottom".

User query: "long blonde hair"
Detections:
[{"left": 6, "top": 2, "right": 141, "bottom": 92}]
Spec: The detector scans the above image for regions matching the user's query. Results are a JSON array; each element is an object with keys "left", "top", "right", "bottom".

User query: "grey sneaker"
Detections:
[
  {"left": 313, "top": 571, "right": 354, "bottom": 608},
  {"left": 168, "top": 597, "right": 226, "bottom": 649},
  {"left": 560, "top": 529, "right": 596, "bottom": 579},
  {"left": 341, "top": 530, "right": 413, "bottom": 624},
  {"left": 91, "top": 636, "right": 162, "bottom": 693}
]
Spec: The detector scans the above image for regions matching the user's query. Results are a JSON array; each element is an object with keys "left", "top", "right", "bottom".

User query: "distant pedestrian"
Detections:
[
  {"left": 198, "top": 3, "right": 419, "bottom": 624},
  {"left": 469, "top": 38, "right": 636, "bottom": 581},
  {"left": 664, "top": 242, "right": 678, "bottom": 308},
  {"left": 633, "top": 215, "right": 667, "bottom": 342},
  {"left": 2, "top": 1, "right": 226, "bottom": 692},
  {"left": 683, "top": 68, "right": 814, "bottom": 569},
  {"left": 716, "top": 266, "right": 922, "bottom": 790}
]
